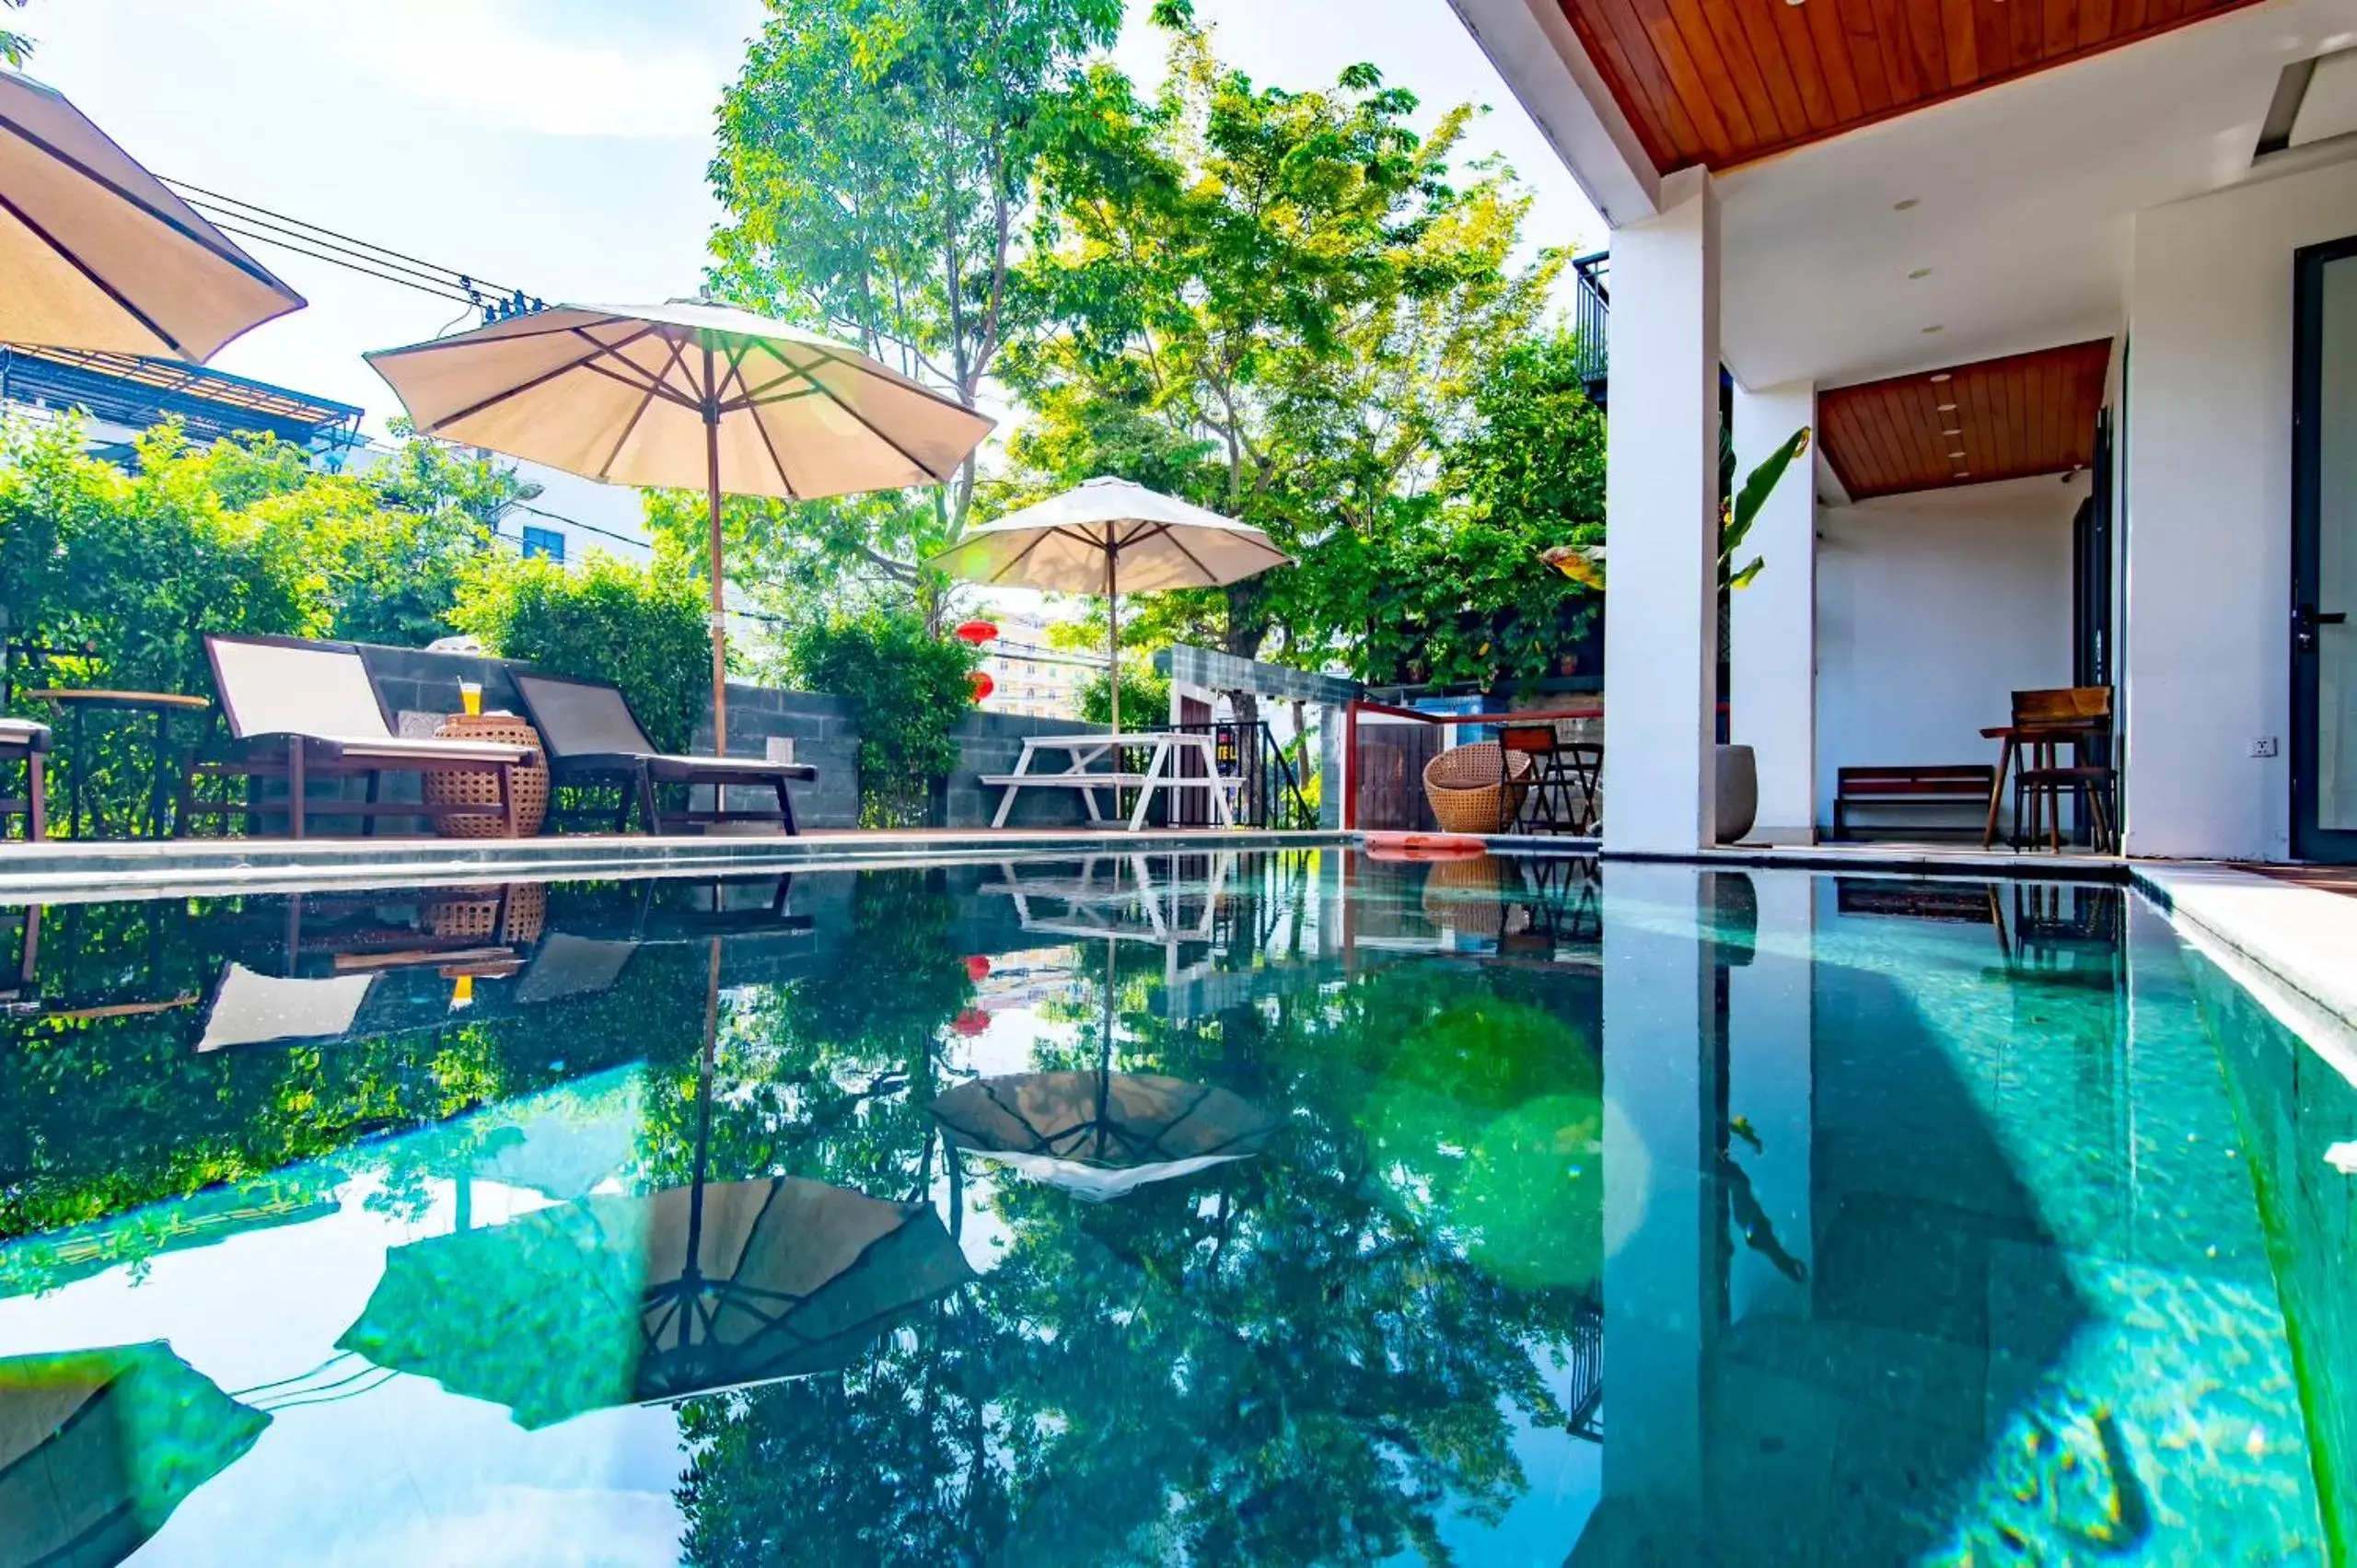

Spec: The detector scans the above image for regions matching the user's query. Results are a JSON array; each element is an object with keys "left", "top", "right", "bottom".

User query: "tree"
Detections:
[
  {"left": 1347, "top": 329, "right": 1607, "bottom": 693},
  {"left": 702, "top": 0, "right": 1125, "bottom": 623},
  {"left": 1004, "top": 22, "right": 1563, "bottom": 710},
  {"left": 2, "top": 0, "right": 34, "bottom": 67},
  {"left": 787, "top": 610, "right": 980, "bottom": 826}
]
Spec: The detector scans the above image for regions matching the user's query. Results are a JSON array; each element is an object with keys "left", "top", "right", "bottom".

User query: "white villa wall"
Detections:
[
  {"left": 1815, "top": 476, "right": 2079, "bottom": 830},
  {"left": 2124, "top": 157, "right": 2357, "bottom": 860}
]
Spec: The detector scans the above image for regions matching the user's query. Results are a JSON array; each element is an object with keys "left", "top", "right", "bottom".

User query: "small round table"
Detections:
[
  {"left": 424, "top": 712, "right": 549, "bottom": 837},
  {"left": 23, "top": 689, "right": 213, "bottom": 840}
]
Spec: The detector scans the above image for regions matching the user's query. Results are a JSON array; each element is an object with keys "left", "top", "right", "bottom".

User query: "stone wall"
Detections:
[{"left": 348, "top": 642, "right": 1099, "bottom": 832}]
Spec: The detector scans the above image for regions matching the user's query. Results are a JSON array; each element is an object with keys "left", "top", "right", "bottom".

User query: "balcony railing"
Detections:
[{"left": 1572, "top": 250, "right": 1608, "bottom": 397}]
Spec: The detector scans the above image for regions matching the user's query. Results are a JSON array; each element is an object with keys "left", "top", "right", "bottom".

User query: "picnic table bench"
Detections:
[{"left": 984, "top": 732, "right": 1239, "bottom": 830}]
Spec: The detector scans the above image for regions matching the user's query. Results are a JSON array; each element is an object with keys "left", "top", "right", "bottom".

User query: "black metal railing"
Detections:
[
  {"left": 1145, "top": 720, "right": 1318, "bottom": 830},
  {"left": 1572, "top": 250, "right": 1609, "bottom": 393}
]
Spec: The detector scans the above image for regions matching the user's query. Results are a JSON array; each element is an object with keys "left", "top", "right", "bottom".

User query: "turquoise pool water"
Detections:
[{"left": 0, "top": 852, "right": 2350, "bottom": 1565}]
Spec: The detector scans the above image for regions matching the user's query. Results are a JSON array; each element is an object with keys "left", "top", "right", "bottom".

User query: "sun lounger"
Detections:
[
  {"left": 186, "top": 634, "right": 539, "bottom": 839},
  {"left": 511, "top": 670, "right": 815, "bottom": 835}
]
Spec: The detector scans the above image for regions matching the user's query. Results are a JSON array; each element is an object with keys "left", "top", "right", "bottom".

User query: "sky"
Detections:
[{"left": 18, "top": 0, "right": 1604, "bottom": 436}]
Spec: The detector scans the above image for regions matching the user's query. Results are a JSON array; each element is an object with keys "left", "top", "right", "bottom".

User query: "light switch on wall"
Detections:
[{"left": 2250, "top": 737, "right": 2279, "bottom": 759}]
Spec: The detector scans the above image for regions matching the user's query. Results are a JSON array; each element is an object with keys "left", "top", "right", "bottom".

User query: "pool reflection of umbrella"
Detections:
[
  {"left": 336, "top": 1175, "right": 973, "bottom": 1429},
  {"left": 933, "top": 1070, "right": 1277, "bottom": 1202},
  {"left": 0, "top": 1341, "right": 269, "bottom": 1567},
  {"left": 339, "top": 940, "right": 971, "bottom": 1428}
]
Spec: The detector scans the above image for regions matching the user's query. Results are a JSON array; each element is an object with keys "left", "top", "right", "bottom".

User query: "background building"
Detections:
[{"left": 975, "top": 610, "right": 1100, "bottom": 721}]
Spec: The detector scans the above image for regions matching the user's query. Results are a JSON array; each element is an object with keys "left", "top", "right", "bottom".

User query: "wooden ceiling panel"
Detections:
[
  {"left": 1818, "top": 339, "right": 2111, "bottom": 499},
  {"left": 1558, "top": 0, "right": 2267, "bottom": 171}
]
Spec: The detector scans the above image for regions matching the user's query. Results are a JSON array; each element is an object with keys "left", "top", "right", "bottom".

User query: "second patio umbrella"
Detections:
[
  {"left": 366, "top": 299, "right": 993, "bottom": 749},
  {"left": 0, "top": 71, "right": 304, "bottom": 359},
  {"left": 926, "top": 478, "right": 1290, "bottom": 734}
]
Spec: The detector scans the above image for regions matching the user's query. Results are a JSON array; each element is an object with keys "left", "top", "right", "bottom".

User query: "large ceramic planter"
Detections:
[{"left": 1715, "top": 744, "right": 1759, "bottom": 844}]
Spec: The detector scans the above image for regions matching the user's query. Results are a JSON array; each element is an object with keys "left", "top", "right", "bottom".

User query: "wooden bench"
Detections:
[{"left": 1831, "top": 764, "right": 1997, "bottom": 841}]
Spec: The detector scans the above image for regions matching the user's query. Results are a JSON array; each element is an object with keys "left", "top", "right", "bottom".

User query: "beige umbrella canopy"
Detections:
[
  {"left": 926, "top": 477, "right": 1291, "bottom": 733},
  {"left": 0, "top": 71, "right": 304, "bottom": 360},
  {"left": 366, "top": 298, "right": 994, "bottom": 749}
]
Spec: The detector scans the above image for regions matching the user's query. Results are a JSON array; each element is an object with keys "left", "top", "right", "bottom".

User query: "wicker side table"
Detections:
[{"left": 423, "top": 713, "right": 549, "bottom": 838}]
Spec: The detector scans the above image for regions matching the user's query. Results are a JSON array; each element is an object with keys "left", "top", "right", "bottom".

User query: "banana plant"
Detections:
[{"left": 1542, "top": 424, "right": 1812, "bottom": 592}]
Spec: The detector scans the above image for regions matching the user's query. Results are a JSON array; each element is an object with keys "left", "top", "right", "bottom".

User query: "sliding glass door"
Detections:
[{"left": 2294, "top": 238, "right": 2357, "bottom": 862}]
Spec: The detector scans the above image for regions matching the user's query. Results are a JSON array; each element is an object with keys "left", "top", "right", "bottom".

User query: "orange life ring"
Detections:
[{"left": 1364, "top": 831, "right": 1491, "bottom": 863}]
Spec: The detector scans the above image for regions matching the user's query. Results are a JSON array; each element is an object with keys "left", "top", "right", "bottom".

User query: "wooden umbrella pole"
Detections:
[
  {"left": 1105, "top": 537, "right": 1120, "bottom": 738},
  {"left": 703, "top": 350, "right": 727, "bottom": 756}
]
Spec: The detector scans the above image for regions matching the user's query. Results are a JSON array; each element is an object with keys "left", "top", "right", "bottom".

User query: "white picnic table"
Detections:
[{"left": 984, "top": 731, "right": 1239, "bottom": 830}]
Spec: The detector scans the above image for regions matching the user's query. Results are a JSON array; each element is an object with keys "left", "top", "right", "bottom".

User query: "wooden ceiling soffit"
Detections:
[
  {"left": 1818, "top": 339, "right": 2112, "bottom": 500},
  {"left": 1553, "top": 0, "right": 2272, "bottom": 172}
]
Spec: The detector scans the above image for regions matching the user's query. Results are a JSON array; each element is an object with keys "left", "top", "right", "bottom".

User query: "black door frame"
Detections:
[{"left": 2292, "top": 236, "right": 2357, "bottom": 864}]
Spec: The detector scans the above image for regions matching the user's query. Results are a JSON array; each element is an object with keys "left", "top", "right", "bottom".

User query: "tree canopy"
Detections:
[{"left": 697, "top": 7, "right": 1608, "bottom": 698}]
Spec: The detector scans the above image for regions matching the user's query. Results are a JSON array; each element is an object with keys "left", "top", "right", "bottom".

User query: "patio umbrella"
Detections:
[
  {"left": 925, "top": 478, "right": 1290, "bottom": 734},
  {"left": 366, "top": 300, "right": 993, "bottom": 750},
  {"left": 0, "top": 1341, "right": 271, "bottom": 1567},
  {"left": 0, "top": 71, "right": 304, "bottom": 360}
]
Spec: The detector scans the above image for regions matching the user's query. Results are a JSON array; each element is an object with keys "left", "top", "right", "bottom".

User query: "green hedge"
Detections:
[
  {"left": 455, "top": 551, "right": 712, "bottom": 753},
  {"left": 787, "top": 610, "right": 977, "bottom": 827}
]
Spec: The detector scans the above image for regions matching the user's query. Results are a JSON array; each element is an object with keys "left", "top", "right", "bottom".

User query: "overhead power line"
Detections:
[{"left": 160, "top": 177, "right": 547, "bottom": 322}]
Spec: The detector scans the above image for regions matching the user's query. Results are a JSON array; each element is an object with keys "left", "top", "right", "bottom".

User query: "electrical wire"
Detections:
[{"left": 160, "top": 176, "right": 542, "bottom": 319}]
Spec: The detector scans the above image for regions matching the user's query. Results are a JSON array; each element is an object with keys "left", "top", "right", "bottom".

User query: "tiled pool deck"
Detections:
[{"left": 3, "top": 828, "right": 2351, "bottom": 1034}]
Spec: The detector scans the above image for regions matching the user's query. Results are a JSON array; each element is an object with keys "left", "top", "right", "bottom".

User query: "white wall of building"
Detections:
[
  {"left": 2124, "top": 157, "right": 2357, "bottom": 860},
  {"left": 1815, "top": 475, "right": 2078, "bottom": 830}
]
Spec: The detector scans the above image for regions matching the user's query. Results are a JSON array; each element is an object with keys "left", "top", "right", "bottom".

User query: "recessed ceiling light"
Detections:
[
  {"left": 1922, "top": 324, "right": 1945, "bottom": 334},
  {"left": 1955, "top": 470, "right": 1972, "bottom": 478},
  {"left": 1893, "top": 198, "right": 1921, "bottom": 211},
  {"left": 1949, "top": 450, "right": 1967, "bottom": 459},
  {"left": 1930, "top": 373, "right": 1954, "bottom": 383},
  {"left": 1908, "top": 268, "right": 1933, "bottom": 279},
  {"left": 1937, "top": 401, "right": 1958, "bottom": 411},
  {"left": 1942, "top": 427, "right": 1962, "bottom": 436}
]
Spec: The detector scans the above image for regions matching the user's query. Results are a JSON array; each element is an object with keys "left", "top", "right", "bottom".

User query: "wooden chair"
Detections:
[
  {"left": 0, "top": 717, "right": 48, "bottom": 842},
  {"left": 2007, "top": 687, "right": 2116, "bottom": 853},
  {"left": 1499, "top": 724, "right": 1598, "bottom": 836}
]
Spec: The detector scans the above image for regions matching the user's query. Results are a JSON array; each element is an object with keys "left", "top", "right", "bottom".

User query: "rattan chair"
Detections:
[{"left": 1422, "top": 741, "right": 1534, "bottom": 835}]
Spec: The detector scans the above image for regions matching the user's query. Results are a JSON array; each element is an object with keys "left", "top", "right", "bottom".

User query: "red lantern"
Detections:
[
  {"left": 962, "top": 954, "right": 992, "bottom": 982},
  {"left": 952, "top": 1007, "right": 992, "bottom": 1037},
  {"left": 968, "top": 669, "right": 994, "bottom": 703},
  {"left": 953, "top": 619, "right": 999, "bottom": 645}
]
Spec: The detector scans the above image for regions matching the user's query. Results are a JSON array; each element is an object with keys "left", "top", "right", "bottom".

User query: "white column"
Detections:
[
  {"left": 1724, "top": 869, "right": 1813, "bottom": 1322},
  {"left": 1599, "top": 864, "right": 1716, "bottom": 1538},
  {"left": 1731, "top": 379, "right": 1818, "bottom": 843},
  {"left": 1604, "top": 167, "right": 1722, "bottom": 854}
]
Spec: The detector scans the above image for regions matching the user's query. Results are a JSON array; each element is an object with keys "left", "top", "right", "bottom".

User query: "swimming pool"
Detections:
[{"left": 0, "top": 851, "right": 2349, "bottom": 1564}]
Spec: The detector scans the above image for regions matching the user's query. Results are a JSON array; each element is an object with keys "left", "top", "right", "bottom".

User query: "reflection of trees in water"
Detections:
[
  {"left": 0, "top": 890, "right": 705, "bottom": 1272},
  {"left": 674, "top": 942, "right": 1608, "bottom": 1567}
]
